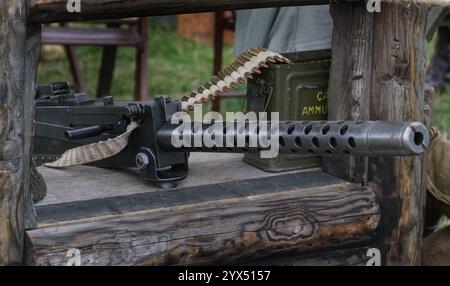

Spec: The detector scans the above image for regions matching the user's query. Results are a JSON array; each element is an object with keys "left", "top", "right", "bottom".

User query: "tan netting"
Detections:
[
  {"left": 30, "top": 159, "right": 47, "bottom": 203},
  {"left": 44, "top": 121, "right": 139, "bottom": 168}
]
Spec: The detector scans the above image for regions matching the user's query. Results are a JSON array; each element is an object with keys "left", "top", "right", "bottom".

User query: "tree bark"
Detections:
[
  {"left": 0, "top": 0, "right": 40, "bottom": 265},
  {"left": 27, "top": 0, "right": 339, "bottom": 23},
  {"left": 27, "top": 183, "right": 379, "bottom": 266},
  {"left": 326, "top": 2, "right": 428, "bottom": 266},
  {"left": 368, "top": 3, "right": 428, "bottom": 266},
  {"left": 322, "top": 2, "right": 373, "bottom": 183}
]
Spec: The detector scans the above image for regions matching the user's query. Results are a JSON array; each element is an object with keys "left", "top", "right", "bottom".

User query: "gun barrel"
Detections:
[
  {"left": 157, "top": 121, "right": 429, "bottom": 156},
  {"left": 65, "top": 125, "right": 111, "bottom": 141}
]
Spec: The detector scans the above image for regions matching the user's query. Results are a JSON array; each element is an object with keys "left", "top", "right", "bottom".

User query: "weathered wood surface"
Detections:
[
  {"left": 24, "top": 23, "right": 42, "bottom": 231},
  {"left": 0, "top": 0, "right": 41, "bottom": 266},
  {"left": 423, "top": 85, "right": 434, "bottom": 130},
  {"left": 27, "top": 0, "right": 341, "bottom": 23},
  {"left": 322, "top": 2, "right": 373, "bottom": 183},
  {"left": 35, "top": 168, "right": 345, "bottom": 224},
  {"left": 326, "top": 2, "right": 428, "bottom": 265},
  {"left": 36, "top": 153, "right": 306, "bottom": 205},
  {"left": 368, "top": 3, "right": 428, "bottom": 266},
  {"left": 27, "top": 167, "right": 379, "bottom": 266},
  {"left": 248, "top": 247, "right": 374, "bottom": 266},
  {"left": 425, "top": 6, "right": 449, "bottom": 41}
]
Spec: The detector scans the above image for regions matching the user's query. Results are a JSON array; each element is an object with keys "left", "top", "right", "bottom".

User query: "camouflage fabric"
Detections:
[
  {"left": 423, "top": 128, "right": 450, "bottom": 265},
  {"left": 31, "top": 159, "right": 47, "bottom": 203},
  {"left": 427, "top": 127, "right": 450, "bottom": 210},
  {"left": 423, "top": 225, "right": 450, "bottom": 266}
]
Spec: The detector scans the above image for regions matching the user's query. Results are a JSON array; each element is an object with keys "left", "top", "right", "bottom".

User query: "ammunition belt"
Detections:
[{"left": 181, "top": 47, "right": 292, "bottom": 111}]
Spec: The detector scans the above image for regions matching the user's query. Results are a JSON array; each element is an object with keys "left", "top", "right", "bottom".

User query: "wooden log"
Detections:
[
  {"left": 322, "top": 2, "right": 373, "bottom": 183},
  {"left": 247, "top": 247, "right": 374, "bottom": 266},
  {"left": 368, "top": 3, "right": 428, "bottom": 266},
  {"left": 27, "top": 180, "right": 379, "bottom": 266},
  {"left": 0, "top": 0, "right": 41, "bottom": 265},
  {"left": 24, "top": 24, "right": 42, "bottom": 230},
  {"left": 27, "top": 0, "right": 337, "bottom": 23},
  {"left": 326, "top": 2, "right": 428, "bottom": 265},
  {"left": 424, "top": 84, "right": 434, "bottom": 131}
]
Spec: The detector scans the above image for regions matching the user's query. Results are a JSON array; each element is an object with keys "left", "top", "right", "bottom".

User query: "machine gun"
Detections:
[{"left": 34, "top": 81, "right": 430, "bottom": 189}]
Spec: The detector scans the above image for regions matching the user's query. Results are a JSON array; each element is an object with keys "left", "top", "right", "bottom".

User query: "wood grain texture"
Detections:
[
  {"left": 0, "top": 0, "right": 40, "bottom": 265},
  {"left": 423, "top": 85, "right": 434, "bottom": 129},
  {"left": 368, "top": 3, "right": 428, "bottom": 266},
  {"left": 24, "top": 24, "right": 41, "bottom": 230},
  {"left": 35, "top": 153, "right": 315, "bottom": 206},
  {"left": 325, "top": 2, "right": 428, "bottom": 265},
  {"left": 27, "top": 184, "right": 379, "bottom": 266},
  {"left": 34, "top": 169, "right": 344, "bottom": 224},
  {"left": 322, "top": 2, "right": 373, "bottom": 183},
  {"left": 26, "top": 0, "right": 337, "bottom": 23},
  {"left": 248, "top": 246, "right": 373, "bottom": 266}
]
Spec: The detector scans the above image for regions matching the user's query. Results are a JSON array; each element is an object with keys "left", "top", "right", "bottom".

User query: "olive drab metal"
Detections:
[{"left": 244, "top": 50, "right": 331, "bottom": 172}]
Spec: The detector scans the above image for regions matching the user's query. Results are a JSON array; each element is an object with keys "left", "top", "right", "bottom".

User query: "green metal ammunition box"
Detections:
[{"left": 244, "top": 49, "right": 331, "bottom": 172}]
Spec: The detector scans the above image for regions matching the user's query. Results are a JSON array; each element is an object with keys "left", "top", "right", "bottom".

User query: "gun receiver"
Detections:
[
  {"left": 34, "top": 83, "right": 430, "bottom": 188},
  {"left": 65, "top": 125, "right": 113, "bottom": 141}
]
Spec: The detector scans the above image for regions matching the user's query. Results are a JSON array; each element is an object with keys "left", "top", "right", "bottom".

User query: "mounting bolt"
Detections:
[{"left": 135, "top": 152, "right": 149, "bottom": 169}]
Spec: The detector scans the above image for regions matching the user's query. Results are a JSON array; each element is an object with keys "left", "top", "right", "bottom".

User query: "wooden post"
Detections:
[
  {"left": 0, "top": 0, "right": 41, "bottom": 265},
  {"left": 325, "top": 2, "right": 428, "bottom": 265},
  {"left": 368, "top": 3, "right": 428, "bottom": 266},
  {"left": 134, "top": 17, "right": 149, "bottom": 101},
  {"left": 322, "top": 2, "right": 374, "bottom": 183}
]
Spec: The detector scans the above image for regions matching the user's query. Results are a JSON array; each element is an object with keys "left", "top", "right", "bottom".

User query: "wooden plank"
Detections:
[
  {"left": 425, "top": 6, "right": 448, "bottom": 41},
  {"left": 27, "top": 0, "right": 337, "bottom": 23},
  {"left": 36, "top": 153, "right": 314, "bottom": 205},
  {"left": 41, "top": 27, "right": 139, "bottom": 46},
  {"left": 27, "top": 183, "right": 379, "bottom": 266},
  {"left": 35, "top": 169, "right": 347, "bottom": 224},
  {"left": 134, "top": 17, "right": 148, "bottom": 101},
  {"left": 24, "top": 22, "right": 42, "bottom": 231},
  {"left": 0, "top": 0, "right": 40, "bottom": 265},
  {"left": 322, "top": 2, "right": 373, "bottom": 183},
  {"left": 248, "top": 246, "right": 373, "bottom": 266},
  {"left": 368, "top": 3, "right": 428, "bottom": 266}
]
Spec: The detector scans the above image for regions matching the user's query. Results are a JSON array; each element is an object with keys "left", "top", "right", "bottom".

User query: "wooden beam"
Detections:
[
  {"left": 0, "top": 0, "right": 41, "bottom": 265},
  {"left": 322, "top": 2, "right": 373, "bottom": 183},
  {"left": 27, "top": 181, "right": 379, "bottom": 266},
  {"left": 26, "top": 0, "right": 336, "bottom": 23},
  {"left": 326, "top": 2, "right": 428, "bottom": 265},
  {"left": 368, "top": 3, "right": 428, "bottom": 266},
  {"left": 248, "top": 247, "right": 374, "bottom": 266}
]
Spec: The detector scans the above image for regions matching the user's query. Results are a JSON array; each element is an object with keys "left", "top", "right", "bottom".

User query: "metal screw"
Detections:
[{"left": 135, "top": 153, "right": 149, "bottom": 169}]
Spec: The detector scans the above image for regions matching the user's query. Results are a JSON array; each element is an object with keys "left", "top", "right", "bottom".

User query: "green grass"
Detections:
[
  {"left": 38, "top": 22, "right": 240, "bottom": 100},
  {"left": 428, "top": 36, "right": 450, "bottom": 136},
  {"left": 38, "top": 22, "right": 450, "bottom": 134}
]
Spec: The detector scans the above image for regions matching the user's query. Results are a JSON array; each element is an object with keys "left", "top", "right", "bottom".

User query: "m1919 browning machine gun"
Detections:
[{"left": 34, "top": 48, "right": 430, "bottom": 189}]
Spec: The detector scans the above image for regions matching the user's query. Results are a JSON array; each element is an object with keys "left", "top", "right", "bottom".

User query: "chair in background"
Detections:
[
  {"left": 212, "top": 11, "right": 246, "bottom": 112},
  {"left": 41, "top": 17, "right": 149, "bottom": 100}
]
